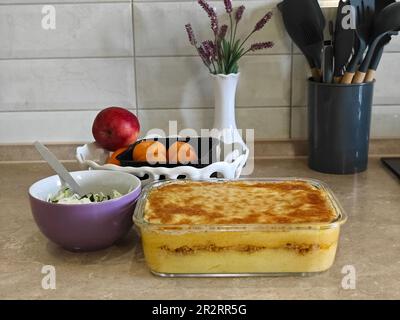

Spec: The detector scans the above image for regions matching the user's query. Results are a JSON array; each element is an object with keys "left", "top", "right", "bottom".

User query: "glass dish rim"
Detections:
[{"left": 132, "top": 177, "right": 347, "bottom": 232}]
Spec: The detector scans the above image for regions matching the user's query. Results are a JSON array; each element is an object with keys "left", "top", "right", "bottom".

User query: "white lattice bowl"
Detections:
[{"left": 76, "top": 136, "right": 249, "bottom": 185}]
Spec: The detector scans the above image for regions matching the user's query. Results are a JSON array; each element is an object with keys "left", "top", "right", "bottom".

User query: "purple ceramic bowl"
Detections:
[{"left": 29, "top": 170, "right": 141, "bottom": 252}]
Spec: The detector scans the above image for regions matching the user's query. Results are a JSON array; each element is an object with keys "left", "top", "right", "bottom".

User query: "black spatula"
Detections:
[
  {"left": 278, "top": 0, "right": 324, "bottom": 81},
  {"left": 322, "top": 40, "right": 334, "bottom": 83},
  {"left": 353, "top": 1, "right": 399, "bottom": 83},
  {"left": 341, "top": 0, "right": 375, "bottom": 84},
  {"left": 365, "top": 31, "right": 398, "bottom": 82},
  {"left": 333, "top": 0, "right": 355, "bottom": 83},
  {"left": 376, "top": 0, "right": 396, "bottom": 13}
]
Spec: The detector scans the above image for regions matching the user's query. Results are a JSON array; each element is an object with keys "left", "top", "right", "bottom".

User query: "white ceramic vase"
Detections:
[{"left": 211, "top": 73, "right": 245, "bottom": 146}]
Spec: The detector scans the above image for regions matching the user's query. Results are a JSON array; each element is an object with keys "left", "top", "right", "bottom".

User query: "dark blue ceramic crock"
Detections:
[{"left": 308, "top": 79, "right": 374, "bottom": 174}]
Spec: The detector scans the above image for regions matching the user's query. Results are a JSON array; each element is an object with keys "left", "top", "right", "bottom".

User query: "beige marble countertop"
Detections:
[{"left": 1, "top": 159, "right": 399, "bottom": 300}]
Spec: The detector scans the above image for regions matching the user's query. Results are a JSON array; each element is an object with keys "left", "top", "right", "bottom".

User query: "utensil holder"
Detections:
[{"left": 308, "top": 79, "right": 374, "bottom": 174}]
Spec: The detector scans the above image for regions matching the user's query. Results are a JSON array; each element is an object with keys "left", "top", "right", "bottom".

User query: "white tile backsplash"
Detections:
[
  {"left": 290, "top": 107, "right": 307, "bottom": 139},
  {"left": 384, "top": 35, "right": 400, "bottom": 52},
  {"left": 0, "top": 0, "right": 399, "bottom": 143},
  {"left": 0, "top": 110, "right": 98, "bottom": 143},
  {"left": 0, "top": 3, "right": 133, "bottom": 58},
  {"left": 136, "top": 56, "right": 213, "bottom": 109},
  {"left": 139, "top": 106, "right": 290, "bottom": 140},
  {"left": 237, "top": 55, "right": 291, "bottom": 107},
  {"left": 136, "top": 55, "right": 291, "bottom": 109},
  {"left": 370, "top": 106, "right": 400, "bottom": 138},
  {"left": 291, "top": 54, "right": 310, "bottom": 107},
  {"left": 373, "top": 53, "right": 400, "bottom": 105},
  {"left": 0, "top": 58, "right": 135, "bottom": 111},
  {"left": 134, "top": 1, "right": 290, "bottom": 56},
  {"left": 236, "top": 107, "right": 290, "bottom": 139},
  {"left": 138, "top": 108, "right": 214, "bottom": 137}
]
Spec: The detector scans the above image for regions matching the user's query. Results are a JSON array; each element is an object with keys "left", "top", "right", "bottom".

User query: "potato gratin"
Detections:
[{"left": 134, "top": 180, "right": 346, "bottom": 276}]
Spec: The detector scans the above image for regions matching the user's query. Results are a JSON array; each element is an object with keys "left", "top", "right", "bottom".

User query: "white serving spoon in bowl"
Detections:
[{"left": 34, "top": 141, "right": 85, "bottom": 197}]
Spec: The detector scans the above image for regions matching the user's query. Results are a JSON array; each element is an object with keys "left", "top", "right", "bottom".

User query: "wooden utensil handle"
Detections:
[
  {"left": 341, "top": 72, "right": 355, "bottom": 84},
  {"left": 311, "top": 68, "right": 321, "bottom": 82},
  {"left": 352, "top": 71, "right": 366, "bottom": 84},
  {"left": 333, "top": 76, "right": 342, "bottom": 84},
  {"left": 365, "top": 69, "right": 375, "bottom": 82}
]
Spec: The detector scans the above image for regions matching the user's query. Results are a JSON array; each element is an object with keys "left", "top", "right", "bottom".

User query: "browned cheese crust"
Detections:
[{"left": 144, "top": 181, "right": 337, "bottom": 225}]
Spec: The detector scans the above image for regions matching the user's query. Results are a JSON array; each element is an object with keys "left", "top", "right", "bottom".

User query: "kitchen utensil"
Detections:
[
  {"left": 315, "top": 0, "right": 327, "bottom": 31},
  {"left": 322, "top": 41, "right": 334, "bottom": 83},
  {"left": 365, "top": 0, "right": 397, "bottom": 81},
  {"left": 353, "top": 2, "right": 400, "bottom": 83},
  {"left": 322, "top": 22, "right": 334, "bottom": 83},
  {"left": 329, "top": 20, "right": 334, "bottom": 39},
  {"left": 354, "top": 31, "right": 398, "bottom": 83},
  {"left": 365, "top": 31, "right": 398, "bottom": 82},
  {"left": 278, "top": 0, "right": 325, "bottom": 81},
  {"left": 341, "top": 0, "right": 375, "bottom": 84},
  {"left": 34, "top": 141, "right": 85, "bottom": 196},
  {"left": 376, "top": 0, "right": 396, "bottom": 12},
  {"left": 334, "top": 0, "right": 356, "bottom": 83},
  {"left": 29, "top": 170, "right": 141, "bottom": 251},
  {"left": 371, "top": 2, "right": 400, "bottom": 39},
  {"left": 301, "top": 19, "right": 325, "bottom": 81}
]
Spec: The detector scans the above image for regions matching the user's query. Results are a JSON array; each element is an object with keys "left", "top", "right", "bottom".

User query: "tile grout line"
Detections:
[
  {"left": 0, "top": 56, "right": 133, "bottom": 61},
  {"left": 0, "top": 105, "right": 398, "bottom": 114},
  {"left": 0, "top": 106, "right": 293, "bottom": 113},
  {"left": 0, "top": 0, "right": 285, "bottom": 4},
  {"left": 131, "top": 0, "right": 139, "bottom": 117},
  {"left": 0, "top": 1, "right": 130, "bottom": 5},
  {"left": 3, "top": 0, "right": 336, "bottom": 5},
  {"left": 0, "top": 53, "right": 293, "bottom": 62},
  {"left": 2, "top": 51, "right": 400, "bottom": 61},
  {"left": 289, "top": 40, "right": 294, "bottom": 139},
  {"left": 135, "top": 53, "right": 294, "bottom": 58}
]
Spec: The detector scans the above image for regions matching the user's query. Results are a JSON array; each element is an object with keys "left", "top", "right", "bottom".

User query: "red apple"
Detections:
[{"left": 92, "top": 107, "right": 140, "bottom": 151}]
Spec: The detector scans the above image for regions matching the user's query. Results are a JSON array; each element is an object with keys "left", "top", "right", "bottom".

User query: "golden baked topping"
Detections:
[{"left": 144, "top": 181, "right": 337, "bottom": 225}]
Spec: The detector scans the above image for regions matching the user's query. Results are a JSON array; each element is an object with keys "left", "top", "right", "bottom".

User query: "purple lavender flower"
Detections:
[
  {"left": 235, "top": 5, "right": 245, "bottom": 22},
  {"left": 253, "top": 11, "right": 273, "bottom": 32},
  {"left": 198, "top": 0, "right": 216, "bottom": 18},
  {"left": 185, "top": 24, "right": 197, "bottom": 46},
  {"left": 250, "top": 41, "right": 274, "bottom": 51},
  {"left": 210, "top": 15, "right": 218, "bottom": 35},
  {"left": 202, "top": 40, "right": 216, "bottom": 59},
  {"left": 224, "top": 0, "right": 232, "bottom": 14},
  {"left": 219, "top": 24, "right": 228, "bottom": 39},
  {"left": 198, "top": 0, "right": 218, "bottom": 35},
  {"left": 186, "top": 0, "right": 274, "bottom": 74},
  {"left": 198, "top": 46, "right": 211, "bottom": 65}
]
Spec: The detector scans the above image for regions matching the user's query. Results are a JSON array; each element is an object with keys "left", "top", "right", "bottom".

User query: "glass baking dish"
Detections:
[{"left": 133, "top": 178, "right": 347, "bottom": 277}]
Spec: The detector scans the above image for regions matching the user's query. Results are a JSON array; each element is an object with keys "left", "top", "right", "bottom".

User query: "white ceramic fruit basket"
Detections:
[{"left": 76, "top": 135, "right": 249, "bottom": 185}]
